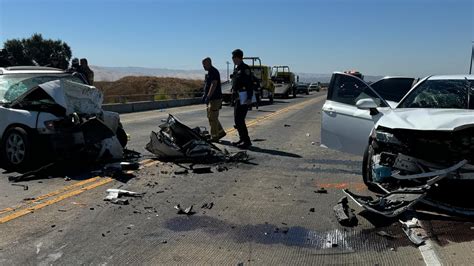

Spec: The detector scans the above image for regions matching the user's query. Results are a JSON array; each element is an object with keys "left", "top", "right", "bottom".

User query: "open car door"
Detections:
[{"left": 321, "top": 72, "right": 391, "bottom": 156}]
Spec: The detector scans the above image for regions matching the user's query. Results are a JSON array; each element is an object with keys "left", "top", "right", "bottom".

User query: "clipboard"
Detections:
[{"left": 239, "top": 91, "right": 257, "bottom": 105}]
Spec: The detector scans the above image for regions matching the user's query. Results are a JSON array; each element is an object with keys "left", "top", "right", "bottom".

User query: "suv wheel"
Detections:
[{"left": 2, "top": 127, "right": 32, "bottom": 171}]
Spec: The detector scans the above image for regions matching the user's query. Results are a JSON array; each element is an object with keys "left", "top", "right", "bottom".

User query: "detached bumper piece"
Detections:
[
  {"left": 345, "top": 160, "right": 468, "bottom": 218},
  {"left": 344, "top": 188, "right": 426, "bottom": 218}
]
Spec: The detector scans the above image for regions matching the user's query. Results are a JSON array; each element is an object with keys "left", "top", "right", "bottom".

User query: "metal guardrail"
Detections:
[{"left": 103, "top": 92, "right": 203, "bottom": 104}]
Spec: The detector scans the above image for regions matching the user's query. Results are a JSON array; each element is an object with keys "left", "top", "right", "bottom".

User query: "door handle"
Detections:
[{"left": 324, "top": 107, "right": 334, "bottom": 113}]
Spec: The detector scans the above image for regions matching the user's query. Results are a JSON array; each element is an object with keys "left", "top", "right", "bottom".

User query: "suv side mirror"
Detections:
[{"left": 356, "top": 98, "right": 379, "bottom": 115}]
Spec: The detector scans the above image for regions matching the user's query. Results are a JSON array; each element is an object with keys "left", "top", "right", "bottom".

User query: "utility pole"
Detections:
[
  {"left": 226, "top": 61, "right": 230, "bottom": 81},
  {"left": 470, "top": 41, "right": 474, "bottom": 74}
]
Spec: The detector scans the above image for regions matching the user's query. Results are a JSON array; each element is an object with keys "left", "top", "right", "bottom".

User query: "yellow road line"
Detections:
[
  {"left": 0, "top": 177, "right": 113, "bottom": 224},
  {"left": 224, "top": 95, "right": 325, "bottom": 135},
  {"left": 0, "top": 177, "right": 102, "bottom": 215}
]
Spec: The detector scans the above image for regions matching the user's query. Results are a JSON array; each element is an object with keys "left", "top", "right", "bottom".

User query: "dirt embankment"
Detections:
[{"left": 95, "top": 76, "right": 204, "bottom": 103}]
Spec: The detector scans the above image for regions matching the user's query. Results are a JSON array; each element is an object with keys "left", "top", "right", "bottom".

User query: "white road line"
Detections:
[
  {"left": 419, "top": 239, "right": 442, "bottom": 266},
  {"left": 418, "top": 221, "right": 442, "bottom": 266}
]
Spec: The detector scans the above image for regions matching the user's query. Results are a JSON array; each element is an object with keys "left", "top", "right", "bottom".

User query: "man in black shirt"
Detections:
[
  {"left": 231, "top": 49, "right": 252, "bottom": 149},
  {"left": 202, "top": 57, "right": 226, "bottom": 142}
]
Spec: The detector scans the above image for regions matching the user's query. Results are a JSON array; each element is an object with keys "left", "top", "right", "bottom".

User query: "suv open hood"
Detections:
[{"left": 377, "top": 108, "right": 474, "bottom": 131}]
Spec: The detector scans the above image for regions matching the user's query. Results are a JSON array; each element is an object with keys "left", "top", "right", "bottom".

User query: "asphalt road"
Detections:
[{"left": 0, "top": 92, "right": 473, "bottom": 265}]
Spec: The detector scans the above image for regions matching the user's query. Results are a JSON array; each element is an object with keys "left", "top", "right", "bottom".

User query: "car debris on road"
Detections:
[
  {"left": 333, "top": 196, "right": 358, "bottom": 227},
  {"left": 146, "top": 114, "right": 251, "bottom": 166},
  {"left": 201, "top": 202, "right": 214, "bottom": 209},
  {"left": 11, "top": 183, "right": 28, "bottom": 190},
  {"left": 400, "top": 218, "right": 426, "bottom": 246},
  {"left": 174, "top": 204, "right": 195, "bottom": 215},
  {"left": 104, "top": 189, "right": 144, "bottom": 205}
]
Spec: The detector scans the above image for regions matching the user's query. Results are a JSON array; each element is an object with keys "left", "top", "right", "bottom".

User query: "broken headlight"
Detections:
[{"left": 374, "top": 127, "right": 402, "bottom": 145}]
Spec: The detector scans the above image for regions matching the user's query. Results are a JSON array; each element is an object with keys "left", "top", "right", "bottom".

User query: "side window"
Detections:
[
  {"left": 328, "top": 74, "right": 386, "bottom": 107},
  {"left": 371, "top": 78, "right": 415, "bottom": 103}
]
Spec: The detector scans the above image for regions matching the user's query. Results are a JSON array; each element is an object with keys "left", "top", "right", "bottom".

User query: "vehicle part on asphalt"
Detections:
[
  {"left": 8, "top": 162, "right": 55, "bottom": 182},
  {"left": 216, "top": 165, "right": 228, "bottom": 172},
  {"left": 11, "top": 183, "right": 28, "bottom": 190},
  {"left": 146, "top": 114, "right": 251, "bottom": 164},
  {"left": 333, "top": 196, "right": 358, "bottom": 227},
  {"left": 146, "top": 114, "right": 220, "bottom": 160},
  {"left": 192, "top": 166, "right": 212, "bottom": 174},
  {"left": 400, "top": 218, "right": 426, "bottom": 246},
  {"left": 104, "top": 189, "right": 144, "bottom": 205},
  {"left": 344, "top": 188, "right": 426, "bottom": 218},
  {"left": 315, "top": 187, "right": 327, "bottom": 194},
  {"left": 174, "top": 169, "right": 189, "bottom": 175},
  {"left": 201, "top": 202, "right": 214, "bottom": 209},
  {"left": 120, "top": 162, "right": 140, "bottom": 171},
  {"left": 174, "top": 204, "right": 195, "bottom": 215}
]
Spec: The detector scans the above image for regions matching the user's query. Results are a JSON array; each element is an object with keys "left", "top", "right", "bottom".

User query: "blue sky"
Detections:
[{"left": 0, "top": 0, "right": 472, "bottom": 76}]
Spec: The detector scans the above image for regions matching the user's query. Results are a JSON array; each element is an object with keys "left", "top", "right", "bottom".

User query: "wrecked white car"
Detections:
[
  {"left": 0, "top": 66, "right": 128, "bottom": 171},
  {"left": 321, "top": 72, "right": 474, "bottom": 190}
]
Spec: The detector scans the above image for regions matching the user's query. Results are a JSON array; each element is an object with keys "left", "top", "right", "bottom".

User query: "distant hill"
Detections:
[{"left": 92, "top": 66, "right": 206, "bottom": 81}]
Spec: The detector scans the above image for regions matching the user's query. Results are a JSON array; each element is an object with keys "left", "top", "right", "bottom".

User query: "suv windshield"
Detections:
[
  {"left": 0, "top": 73, "right": 85, "bottom": 103},
  {"left": 398, "top": 79, "right": 473, "bottom": 109}
]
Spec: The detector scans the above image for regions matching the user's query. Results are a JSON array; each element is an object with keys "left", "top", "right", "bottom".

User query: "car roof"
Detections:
[
  {"left": 0, "top": 66, "right": 66, "bottom": 75},
  {"left": 427, "top": 75, "right": 474, "bottom": 80}
]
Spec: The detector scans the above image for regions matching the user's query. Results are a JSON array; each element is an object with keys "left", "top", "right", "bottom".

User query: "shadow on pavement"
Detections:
[
  {"left": 163, "top": 215, "right": 413, "bottom": 252},
  {"left": 218, "top": 140, "right": 302, "bottom": 159}
]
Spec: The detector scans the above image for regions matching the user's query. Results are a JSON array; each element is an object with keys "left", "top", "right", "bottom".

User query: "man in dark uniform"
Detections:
[
  {"left": 202, "top": 57, "right": 226, "bottom": 142},
  {"left": 231, "top": 49, "right": 252, "bottom": 149}
]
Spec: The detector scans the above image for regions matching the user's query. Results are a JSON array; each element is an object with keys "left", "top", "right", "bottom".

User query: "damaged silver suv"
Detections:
[
  {"left": 0, "top": 66, "right": 128, "bottom": 171},
  {"left": 322, "top": 72, "right": 474, "bottom": 190}
]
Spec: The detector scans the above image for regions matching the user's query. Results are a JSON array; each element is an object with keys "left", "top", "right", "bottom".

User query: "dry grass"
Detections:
[{"left": 95, "top": 76, "right": 203, "bottom": 103}]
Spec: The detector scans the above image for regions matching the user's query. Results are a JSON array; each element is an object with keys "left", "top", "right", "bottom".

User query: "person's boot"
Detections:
[
  {"left": 237, "top": 141, "right": 252, "bottom": 149},
  {"left": 232, "top": 140, "right": 244, "bottom": 146},
  {"left": 211, "top": 131, "right": 227, "bottom": 142}
]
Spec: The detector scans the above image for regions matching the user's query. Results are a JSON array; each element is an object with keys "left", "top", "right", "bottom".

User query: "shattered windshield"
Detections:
[
  {"left": 398, "top": 79, "right": 473, "bottom": 109},
  {"left": 0, "top": 73, "right": 85, "bottom": 104}
]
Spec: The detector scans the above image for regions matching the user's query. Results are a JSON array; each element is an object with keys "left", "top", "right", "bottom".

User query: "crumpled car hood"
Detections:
[
  {"left": 376, "top": 108, "right": 474, "bottom": 131},
  {"left": 38, "top": 79, "right": 103, "bottom": 115}
]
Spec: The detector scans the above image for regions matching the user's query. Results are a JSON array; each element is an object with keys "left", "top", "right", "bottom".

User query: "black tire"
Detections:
[
  {"left": 306, "top": 91, "right": 309, "bottom": 95},
  {"left": 362, "top": 144, "right": 382, "bottom": 192},
  {"left": 1, "top": 127, "right": 33, "bottom": 171},
  {"left": 269, "top": 94, "right": 274, "bottom": 104},
  {"left": 116, "top": 126, "right": 128, "bottom": 148}
]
